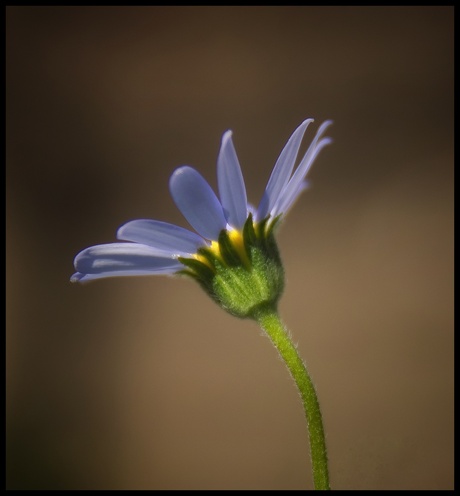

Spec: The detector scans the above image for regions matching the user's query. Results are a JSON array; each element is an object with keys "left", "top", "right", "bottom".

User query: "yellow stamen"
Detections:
[
  {"left": 228, "top": 229, "right": 251, "bottom": 268},
  {"left": 193, "top": 240, "right": 221, "bottom": 270},
  {"left": 209, "top": 240, "right": 221, "bottom": 256},
  {"left": 193, "top": 228, "right": 252, "bottom": 271}
]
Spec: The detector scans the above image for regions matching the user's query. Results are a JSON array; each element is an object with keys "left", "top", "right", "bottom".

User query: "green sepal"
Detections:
[
  {"left": 196, "top": 246, "right": 219, "bottom": 267},
  {"left": 243, "top": 214, "right": 257, "bottom": 257},
  {"left": 178, "top": 215, "right": 285, "bottom": 320},
  {"left": 218, "top": 229, "right": 244, "bottom": 267},
  {"left": 177, "top": 256, "right": 214, "bottom": 282},
  {"left": 265, "top": 214, "right": 282, "bottom": 238}
]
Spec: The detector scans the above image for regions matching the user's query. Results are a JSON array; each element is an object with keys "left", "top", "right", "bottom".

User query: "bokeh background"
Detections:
[{"left": 6, "top": 6, "right": 453, "bottom": 490}]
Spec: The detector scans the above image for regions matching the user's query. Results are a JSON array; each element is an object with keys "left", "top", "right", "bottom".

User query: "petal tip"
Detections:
[
  {"left": 301, "top": 117, "right": 315, "bottom": 126},
  {"left": 70, "top": 272, "right": 84, "bottom": 283},
  {"left": 221, "top": 130, "right": 233, "bottom": 147},
  {"left": 170, "top": 165, "right": 193, "bottom": 181}
]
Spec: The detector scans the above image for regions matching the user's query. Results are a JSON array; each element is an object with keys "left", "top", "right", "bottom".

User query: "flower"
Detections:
[{"left": 71, "top": 118, "right": 332, "bottom": 315}]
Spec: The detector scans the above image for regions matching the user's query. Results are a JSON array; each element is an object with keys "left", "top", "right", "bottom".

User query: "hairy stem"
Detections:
[{"left": 253, "top": 305, "right": 330, "bottom": 490}]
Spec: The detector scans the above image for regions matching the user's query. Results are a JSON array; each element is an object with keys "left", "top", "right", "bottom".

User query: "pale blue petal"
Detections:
[
  {"left": 169, "top": 166, "right": 227, "bottom": 240},
  {"left": 217, "top": 130, "right": 248, "bottom": 229},
  {"left": 272, "top": 180, "right": 309, "bottom": 220},
  {"left": 117, "top": 219, "right": 207, "bottom": 256},
  {"left": 256, "top": 118, "right": 314, "bottom": 221},
  {"left": 72, "top": 242, "right": 183, "bottom": 281},
  {"left": 271, "top": 122, "right": 333, "bottom": 218},
  {"left": 247, "top": 202, "right": 256, "bottom": 218},
  {"left": 71, "top": 267, "right": 178, "bottom": 283}
]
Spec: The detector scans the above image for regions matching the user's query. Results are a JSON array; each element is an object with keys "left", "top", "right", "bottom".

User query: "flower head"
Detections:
[{"left": 71, "top": 119, "right": 332, "bottom": 317}]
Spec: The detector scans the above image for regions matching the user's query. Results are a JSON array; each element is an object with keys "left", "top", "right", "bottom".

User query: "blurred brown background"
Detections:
[{"left": 6, "top": 6, "right": 453, "bottom": 490}]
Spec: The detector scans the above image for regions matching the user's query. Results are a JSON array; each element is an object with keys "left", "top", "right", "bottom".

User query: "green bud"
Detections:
[{"left": 178, "top": 214, "right": 284, "bottom": 319}]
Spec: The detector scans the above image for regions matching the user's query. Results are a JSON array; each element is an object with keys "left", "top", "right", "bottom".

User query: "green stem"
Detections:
[{"left": 253, "top": 305, "right": 330, "bottom": 490}]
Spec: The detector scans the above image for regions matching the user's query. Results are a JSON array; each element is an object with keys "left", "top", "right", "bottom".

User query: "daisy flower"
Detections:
[
  {"left": 71, "top": 119, "right": 332, "bottom": 293},
  {"left": 71, "top": 118, "right": 333, "bottom": 489}
]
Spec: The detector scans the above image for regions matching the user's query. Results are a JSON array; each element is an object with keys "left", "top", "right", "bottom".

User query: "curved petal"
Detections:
[
  {"left": 169, "top": 166, "right": 227, "bottom": 240},
  {"left": 71, "top": 266, "right": 179, "bottom": 283},
  {"left": 272, "top": 180, "right": 309, "bottom": 220},
  {"left": 117, "top": 219, "right": 207, "bottom": 256},
  {"left": 271, "top": 122, "right": 333, "bottom": 218},
  {"left": 256, "top": 118, "right": 314, "bottom": 221},
  {"left": 72, "top": 242, "right": 183, "bottom": 280},
  {"left": 217, "top": 130, "right": 248, "bottom": 229}
]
